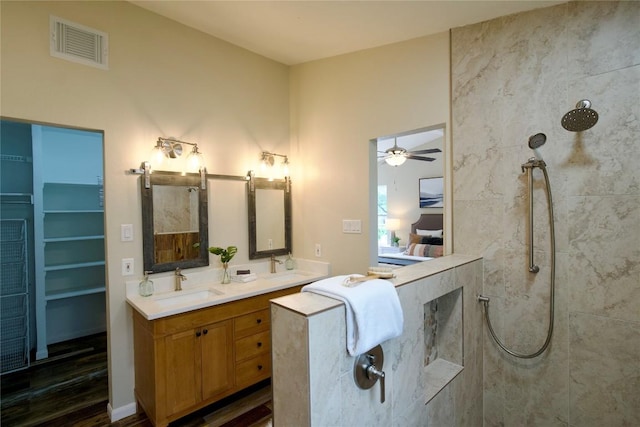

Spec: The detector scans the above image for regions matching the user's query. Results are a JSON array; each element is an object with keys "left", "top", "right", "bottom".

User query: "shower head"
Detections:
[
  {"left": 561, "top": 99, "right": 598, "bottom": 132},
  {"left": 528, "top": 133, "right": 547, "bottom": 149}
]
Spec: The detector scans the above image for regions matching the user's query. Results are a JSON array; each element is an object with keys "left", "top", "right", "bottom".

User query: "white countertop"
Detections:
[
  {"left": 126, "top": 259, "right": 330, "bottom": 320},
  {"left": 271, "top": 254, "right": 481, "bottom": 317}
]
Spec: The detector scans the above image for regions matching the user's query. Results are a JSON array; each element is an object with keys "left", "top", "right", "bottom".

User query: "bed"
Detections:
[{"left": 377, "top": 213, "right": 444, "bottom": 266}]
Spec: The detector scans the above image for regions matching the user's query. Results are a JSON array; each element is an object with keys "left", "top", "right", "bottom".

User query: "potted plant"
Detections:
[{"left": 208, "top": 245, "right": 237, "bottom": 284}]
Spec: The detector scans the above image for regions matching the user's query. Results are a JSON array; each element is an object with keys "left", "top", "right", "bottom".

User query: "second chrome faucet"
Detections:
[
  {"left": 270, "top": 254, "right": 283, "bottom": 273},
  {"left": 175, "top": 267, "right": 187, "bottom": 291}
]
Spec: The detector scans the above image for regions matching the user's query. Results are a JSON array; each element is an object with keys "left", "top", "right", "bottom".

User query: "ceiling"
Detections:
[
  {"left": 130, "top": 1, "right": 564, "bottom": 66},
  {"left": 377, "top": 128, "right": 444, "bottom": 153}
]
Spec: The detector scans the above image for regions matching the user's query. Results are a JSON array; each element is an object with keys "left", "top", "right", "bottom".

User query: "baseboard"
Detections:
[{"left": 108, "top": 401, "right": 137, "bottom": 422}]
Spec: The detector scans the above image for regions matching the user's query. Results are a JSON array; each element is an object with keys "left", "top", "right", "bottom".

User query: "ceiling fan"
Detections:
[{"left": 378, "top": 138, "right": 442, "bottom": 166}]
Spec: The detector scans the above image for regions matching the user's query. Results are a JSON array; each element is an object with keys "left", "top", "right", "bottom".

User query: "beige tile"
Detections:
[
  {"left": 569, "top": 313, "right": 640, "bottom": 426},
  {"left": 567, "top": 1, "right": 640, "bottom": 78},
  {"left": 568, "top": 195, "right": 640, "bottom": 322}
]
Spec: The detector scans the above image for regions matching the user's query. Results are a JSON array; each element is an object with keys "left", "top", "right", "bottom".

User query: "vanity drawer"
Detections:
[
  {"left": 235, "top": 352, "right": 271, "bottom": 386},
  {"left": 234, "top": 309, "right": 269, "bottom": 338},
  {"left": 235, "top": 330, "right": 270, "bottom": 362}
]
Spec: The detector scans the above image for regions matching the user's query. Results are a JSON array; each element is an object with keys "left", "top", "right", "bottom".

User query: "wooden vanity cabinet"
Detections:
[{"left": 132, "top": 286, "right": 302, "bottom": 427}]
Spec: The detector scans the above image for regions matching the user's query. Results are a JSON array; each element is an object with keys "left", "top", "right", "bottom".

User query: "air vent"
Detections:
[{"left": 50, "top": 16, "right": 108, "bottom": 70}]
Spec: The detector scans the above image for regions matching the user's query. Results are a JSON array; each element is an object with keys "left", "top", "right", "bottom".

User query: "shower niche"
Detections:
[{"left": 423, "top": 287, "right": 463, "bottom": 404}]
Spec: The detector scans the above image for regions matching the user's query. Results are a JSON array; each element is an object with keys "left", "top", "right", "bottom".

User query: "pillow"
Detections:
[
  {"left": 404, "top": 243, "right": 444, "bottom": 258},
  {"left": 404, "top": 243, "right": 424, "bottom": 256},
  {"left": 409, "top": 233, "right": 443, "bottom": 245},
  {"left": 409, "top": 233, "right": 423, "bottom": 244},
  {"left": 416, "top": 228, "right": 443, "bottom": 238},
  {"left": 422, "top": 236, "right": 443, "bottom": 245}
]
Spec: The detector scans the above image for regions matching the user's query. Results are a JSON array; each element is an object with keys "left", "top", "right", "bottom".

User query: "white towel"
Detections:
[
  {"left": 231, "top": 273, "right": 257, "bottom": 283},
  {"left": 302, "top": 275, "right": 403, "bottom": 356}
]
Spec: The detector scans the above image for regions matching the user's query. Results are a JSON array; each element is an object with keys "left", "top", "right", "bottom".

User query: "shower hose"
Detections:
[{"left": 478, "top": 161, "right": 556, "bottom": 359}]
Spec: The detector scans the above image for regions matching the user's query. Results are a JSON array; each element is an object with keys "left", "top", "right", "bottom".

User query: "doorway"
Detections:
[
  {"left": 370, "top": 125, "right": 446, "bottom": 264},
  {"left": 0, "top": 118, "right": 106, "bottom": 369}
]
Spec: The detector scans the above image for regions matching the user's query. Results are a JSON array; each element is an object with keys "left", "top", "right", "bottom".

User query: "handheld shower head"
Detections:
[
  {"left": 528, "top": 133, "right": 547, "bottom": 149},
  {"left": 561, "top": 99, "right": 598, "bottom": 132}
]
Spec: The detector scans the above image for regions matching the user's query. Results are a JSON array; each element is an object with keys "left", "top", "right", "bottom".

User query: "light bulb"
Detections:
[
  {"left": 385, "top": 154, "right": 406, "bottom": 166},
  {"left": 150, "top": 144, "right": 165, "bottom": 169},
  {"left": 186, "top": 147, "right": 204, "bottom": 172}
]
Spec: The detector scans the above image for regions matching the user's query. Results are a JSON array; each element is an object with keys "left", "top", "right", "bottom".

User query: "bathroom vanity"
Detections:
[{"left": 126, "top": 265, "right": 328, "bottom": 427}]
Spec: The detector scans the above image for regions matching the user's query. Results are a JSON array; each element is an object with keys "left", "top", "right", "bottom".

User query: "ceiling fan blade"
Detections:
[
  {"left": 410, "top": 148, "right": 442, "bottom": 154},
  {"left": 406, "top": 154, "right": 435, "bottom": 161}
]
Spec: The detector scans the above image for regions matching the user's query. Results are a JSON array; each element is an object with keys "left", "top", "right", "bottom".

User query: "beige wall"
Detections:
[
  {"left": 452, "top": 2, "right": 640, "bottom": 425},
  {"left": 290, "top": 32, "right": 450, "bottom": 272},
  {"left": 1, "top": 0, "right": 289, "bottom": 412}
]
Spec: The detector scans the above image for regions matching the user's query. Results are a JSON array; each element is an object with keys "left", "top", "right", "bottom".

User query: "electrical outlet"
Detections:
[
  {"left": 315, "top": 243, "right": 322, "bottom": 257},
  {"left": 122, "top": 258, "right": 134, "bottom": 276}
]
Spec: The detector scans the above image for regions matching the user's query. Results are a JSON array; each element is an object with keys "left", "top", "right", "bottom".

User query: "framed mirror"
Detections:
[
  {"left": 247, "top": 177, "right": 291, "bottom": 259},
  {"left": 141, "top": 172, "right": 209, "bottom": 272}
]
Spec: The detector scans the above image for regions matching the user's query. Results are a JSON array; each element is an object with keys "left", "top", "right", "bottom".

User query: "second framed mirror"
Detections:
[{"left": 247, "top": 177, "right": 291, "bottom": 259}]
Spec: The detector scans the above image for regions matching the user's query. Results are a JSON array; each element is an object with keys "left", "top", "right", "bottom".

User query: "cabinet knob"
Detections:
[
  {"left": 256, "top": 318, "right": 262, "bottom": 324},
  {"left": 257, "top": 364, "right": 263, "bottom": 370},
  {"left": 203, "top": 329, "right": 208, "bottom": 335},
  {"left": 195, "top": 331, "right": 202, "bottom": 337},
  {"left": 257, "top": 342, "right": 262, "bottom": 348}
]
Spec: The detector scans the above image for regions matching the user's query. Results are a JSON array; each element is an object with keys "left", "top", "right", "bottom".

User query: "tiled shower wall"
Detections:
[{"left": 451, "top": 2, "right": 639, "bottom": 426}]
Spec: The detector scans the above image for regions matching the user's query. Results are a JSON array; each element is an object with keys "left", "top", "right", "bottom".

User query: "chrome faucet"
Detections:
[
  {"left": 270, "top": 254, "right": 283, "bottom": 273},
  {"left": 175, "top": 268, "right": 186, "bottom": 291}
]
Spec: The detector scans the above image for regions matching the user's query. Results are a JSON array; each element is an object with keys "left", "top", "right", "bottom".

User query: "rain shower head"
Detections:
[
  {"left": 561, "top": 99, "right": 598, "bottom": 132},
  {"left": 528, "top": 133, "right": 547, "bottom": 149}
]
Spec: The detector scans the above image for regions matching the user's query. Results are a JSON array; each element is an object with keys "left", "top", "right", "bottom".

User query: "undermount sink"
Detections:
[{"left": 153, "top": 288, "right": 224, "bottom": 308}]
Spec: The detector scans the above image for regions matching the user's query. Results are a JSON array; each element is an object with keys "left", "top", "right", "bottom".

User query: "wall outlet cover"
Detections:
[{"left": 122, "top": 258, "right": 134, "bottom": 276}]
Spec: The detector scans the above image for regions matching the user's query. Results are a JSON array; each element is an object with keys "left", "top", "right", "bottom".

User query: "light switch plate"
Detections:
[
  {"left": 342, "top": 219, "right": 362, "bottom": 234},
  {"left": 121, "top": 224, "right": 133, "bottom": 242}
]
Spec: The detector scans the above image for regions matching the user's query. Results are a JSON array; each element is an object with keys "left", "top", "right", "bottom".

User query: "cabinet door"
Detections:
[
  {"left": 200, "top": 320, "right": 233, "bottom": 401},
  {"left": 165, "top": 329, "right": 198, "bottom": 414}
]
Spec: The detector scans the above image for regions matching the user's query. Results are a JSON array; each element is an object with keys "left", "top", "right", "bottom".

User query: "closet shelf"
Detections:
[
  {"left": 46, "top": 286, "right": 106, "bottom": 301},
  {"left": 44, "top": 261, "right": 106, "bottom": 272},
  {"left": 0, "top": 193, "right": 33, "bottom": 205},
  {"left": 44, "top": 182, "right": 102, "bottom": 188},
  {"left": 44, "top": 209, "right": 104, "bottom": 214},
  {"left": 44, "top": 235, "right": 105, "bottom": 243}
]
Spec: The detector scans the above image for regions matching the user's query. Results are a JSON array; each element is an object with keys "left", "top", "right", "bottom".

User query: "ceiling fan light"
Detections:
[{"left": 385, "top": 154, "right": 406, "bottom": 166}]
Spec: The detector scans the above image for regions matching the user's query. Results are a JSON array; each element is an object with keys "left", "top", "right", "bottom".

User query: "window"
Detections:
[{"left": 377, "top": 185, "right": 388, "bottom": 245}]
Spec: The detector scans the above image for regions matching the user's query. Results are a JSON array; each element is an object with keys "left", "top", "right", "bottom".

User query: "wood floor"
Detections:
[{"left": 1, "top": 333, "right": 273, "bottom": 427}]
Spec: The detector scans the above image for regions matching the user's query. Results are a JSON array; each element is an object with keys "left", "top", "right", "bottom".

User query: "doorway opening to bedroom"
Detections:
[{"left": 371, "top": 125, "right": 445, "bottom": 267}]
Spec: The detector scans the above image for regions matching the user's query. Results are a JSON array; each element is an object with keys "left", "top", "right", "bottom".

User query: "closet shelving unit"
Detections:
[
  {"left": 32, "top": 125, "right": 105, "bottom": 359},
  {"left": 41, "top": 182, "right": 105, "bottom": 300},
  {"left": 1, "top": 219, "right": 30, "bottom": 374}
]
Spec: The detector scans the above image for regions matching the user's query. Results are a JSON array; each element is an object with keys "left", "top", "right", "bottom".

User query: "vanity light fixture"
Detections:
[
  {"left": 260, "top": 151, "right": 290, "bottom": 180},
  {"left": 130, "top": 137, "right": 207, "bottom": 190},
  {"left": 150, "top": 137, "right": 205, "bottom": 174}
]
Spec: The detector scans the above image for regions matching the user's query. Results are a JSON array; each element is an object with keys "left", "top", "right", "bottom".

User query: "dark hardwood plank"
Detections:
[{"left": 1, "top": 333, "right": 272, "bottom": 427}]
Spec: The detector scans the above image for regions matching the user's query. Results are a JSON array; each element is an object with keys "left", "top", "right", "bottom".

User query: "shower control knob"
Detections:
[
  {"left": 354, "top": 344, "right": 386, "bottom": 404},
  {"left": 366, "top": 364, "right": 386, "bottom": 403}
]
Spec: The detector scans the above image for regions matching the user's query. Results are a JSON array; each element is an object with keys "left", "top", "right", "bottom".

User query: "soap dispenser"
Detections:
[
  {"left": 139, "top": 271, "right": 154, "bottom": 297},
  {"left": 285, "top": 253, "right": 295, "bottom": 270}
]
